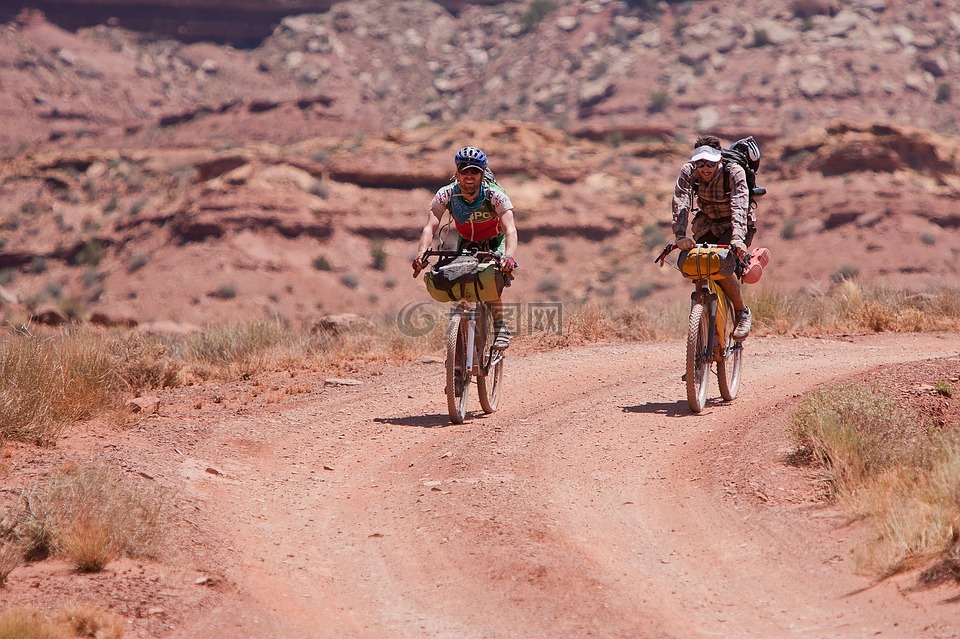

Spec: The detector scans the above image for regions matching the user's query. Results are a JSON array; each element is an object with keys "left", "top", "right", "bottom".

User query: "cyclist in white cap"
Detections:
[{"left": 671, "top": 135, "right": 753, "bottom": 340}]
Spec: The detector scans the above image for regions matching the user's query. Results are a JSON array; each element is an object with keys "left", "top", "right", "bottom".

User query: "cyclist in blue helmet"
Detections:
[{"left": 413, "top": 146, "right": 519, "bottom": 349}]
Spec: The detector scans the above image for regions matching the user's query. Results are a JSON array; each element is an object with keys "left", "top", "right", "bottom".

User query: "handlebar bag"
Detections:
[
  {"left": 678, "top": 247, "right": 737, "bottom": 281},
  {"left": 424, "top": 255, "right": 505, "bottom": 302}
]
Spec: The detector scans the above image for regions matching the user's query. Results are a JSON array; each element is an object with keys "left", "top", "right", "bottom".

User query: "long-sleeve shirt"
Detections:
[{"left": 671, "top": 161, "right": 751, "bottom": 243}]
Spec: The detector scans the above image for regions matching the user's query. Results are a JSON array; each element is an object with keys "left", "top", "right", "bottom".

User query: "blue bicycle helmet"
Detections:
[{"left": 454, "top": 146, "right": 488, "bottom": 171}]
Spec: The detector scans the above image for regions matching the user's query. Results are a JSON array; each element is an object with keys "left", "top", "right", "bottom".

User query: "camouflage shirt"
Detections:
[{"left": 671, "top": 161, "right": 751, "bottom": 244}]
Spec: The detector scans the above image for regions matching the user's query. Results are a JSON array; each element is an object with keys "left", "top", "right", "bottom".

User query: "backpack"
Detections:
[{"left": 694, "top": 136, "right": 766, "bottom": 210}]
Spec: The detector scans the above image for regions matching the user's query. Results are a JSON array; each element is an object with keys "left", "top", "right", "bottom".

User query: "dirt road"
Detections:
[
  {"left": 80, "top": 333, "right": 960, "bottom": 638},
  {"left": 118, "top": 334, "right": 960, "bottom": 639}
]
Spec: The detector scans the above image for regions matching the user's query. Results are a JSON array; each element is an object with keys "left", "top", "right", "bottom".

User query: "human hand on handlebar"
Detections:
[
  {"left": 500, "top": 255, "right": 517, "bottom": 273},
  {"left": 730, "top": 239, "right": 747, "bottom": 260},
  {"left": 675, "top": 236, "right": 695, "bottom": 251},
  {"left": 411, "top": 253, "right": 427, "bottom": 277}
]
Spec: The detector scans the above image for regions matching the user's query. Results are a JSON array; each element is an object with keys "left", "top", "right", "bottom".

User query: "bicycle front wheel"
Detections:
[
  {"left": 685, "top": 302, "right": 711, "bottom": 413},
  {"left": 445, "top": 312, "right": 471, "bottom": 424},
  {"left": 717, "top": 310, "right": 743, "bottom": 401},
  {"left": 477, "top": 304, "right": 504, "bottom": 414}
]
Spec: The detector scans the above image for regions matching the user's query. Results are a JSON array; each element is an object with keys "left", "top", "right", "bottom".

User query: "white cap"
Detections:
[{"left": 690, "top": 145, "right": 722, "bottom": 163}]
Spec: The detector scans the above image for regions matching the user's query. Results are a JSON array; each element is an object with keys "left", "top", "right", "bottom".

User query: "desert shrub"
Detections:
[
  {"left": 793, "top": 383, "right": 960, "bottom": 579},
  {"left": 208, "top": 283, "right": 237, "bottom": 300},
  {"left": 790, "top": 384, "right": 926, "bottom": 496},
  {"left": 108, "top": 334, "right": 180, "bottom": 391},
  {"left": 0, "top": 607, "right": 65, "bottom": 639},
  {"left": 647, "top": 89, "right": 670, "bottom": 114},
  {"left": 30, "top": 256, "right": 47, "bottom": 274},
  {"left": 537, "top": 275, "right": 560, "bottom": 294},
  {"left": 312, "top": 255, "right": 332, "bottom": 271},
  {"left": 56, "top": 604, "right": 124, "bottom": 639},
  {"left": 780, "top": 217, "right": 798, "bottom": 239},
  {"left": 935, "top": 82, "right": 952, "bottom": 104},
  {"left": 753, "top": 28, "right": 771, "bottom": 47},
  {"left": 642, "top": 222, "right": 666, "bottom": 250},
  {"left": 126, "top": 252, "right": 149, "bottom": 272},
  {"left": 17, "top": 465, "right": 166, "bottom": 572},
  {"left": 308, "top": 179, "right": 328, "bottom": 198},
  {"left": 520, "top": 0, "right": 558, "bottom": 30},
  {"left": 128, "top": 198, "right": 147, "bottom": 215},
  {"left": 0, "top": 541, "right": 23, "bottom": 586},
  {"left": 74, "top": 240, "right": 104, "bottom": 267},
  {"left": 181, "top": 320, "right": 284, "bottom": 380},
  {"left": 831, "top": 265, "right": 859, "bottom": 283},
  {"left": 370, "top": 236, "right": 387, "bottom": 271},
  {"left": 0, "top": 331, "right": 128, "bottom": 445},
  {"left": 935, "top": 381, "right": 954, "bottom": 398}
]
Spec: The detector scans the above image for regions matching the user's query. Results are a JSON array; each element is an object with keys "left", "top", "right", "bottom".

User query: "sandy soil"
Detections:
[{"left": 3, "top": 332, "right": 960, "bottom": 639}]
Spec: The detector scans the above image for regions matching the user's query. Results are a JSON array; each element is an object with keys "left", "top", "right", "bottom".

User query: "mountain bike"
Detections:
[
  {"left": 655, "top": 243, "right": 746, "bottom": 413},
  {"left": 414, "top": 248, "right": 506, "bottom": 424}
]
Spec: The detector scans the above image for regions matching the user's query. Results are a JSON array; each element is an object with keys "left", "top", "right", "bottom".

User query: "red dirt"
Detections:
[{"left": 3, "top": 332, "right": 959, "bottom": 638}]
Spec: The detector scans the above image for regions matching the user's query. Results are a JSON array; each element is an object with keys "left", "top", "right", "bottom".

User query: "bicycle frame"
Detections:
[
  {"left": 656, "top": 242, "right": 744, "bottom": 413},
  {"left": 414, "top": 247, "right": 506, "bottom": 423},
  {"left": 690, "top": 278, "right": 737, "bottom": 364}
]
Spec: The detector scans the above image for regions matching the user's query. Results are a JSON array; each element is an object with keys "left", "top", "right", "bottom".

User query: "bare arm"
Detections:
[
  {"left": 499, "top": 208, "right": 518, "bottom": 258},
  {"left": 415, "top": 207, "right": 444, "bottom": 257}
]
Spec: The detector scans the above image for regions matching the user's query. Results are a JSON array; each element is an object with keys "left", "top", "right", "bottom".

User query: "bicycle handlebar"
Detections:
[
  {"left": 412, "top": 247, "right": 510, "bottom": 278},
  {"left": 654, "top": 242, "right": 748, "bottom": 269}
]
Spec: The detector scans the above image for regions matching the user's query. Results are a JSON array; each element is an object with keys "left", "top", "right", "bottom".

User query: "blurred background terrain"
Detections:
[{"left": 0, "top": 0, "right": 958, "bottom": 330}]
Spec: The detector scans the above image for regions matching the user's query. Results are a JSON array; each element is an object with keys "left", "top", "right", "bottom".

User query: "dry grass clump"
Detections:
[
  {"left": 15, "top": 465, "right": 165, "bottom": 572},
  {"left": 0, "top": 607, "right": 65, "bottom": 639},
  {"left": 0, "top": 328, "right": 180, "bottom": 445},
  {"left": 0, "top": 331, "right": 120, "bottom": 444},
  {"left": 791, "top": 384, "right": 960, "bottom": 580},
  {"left": 168, "top": 316, "right": 446, "bottom": 381},
  {"left": 56, "top": 603, "right": 125, "bottom": 639},
  {"left": 0, "top": 604, "right": 123, "bottom": 639},
  {"left": 749, "top": 281, "right": 960, "bottom": 335},
  {"left": 0, "top": 540, "right": 23, "bottom": 586}
]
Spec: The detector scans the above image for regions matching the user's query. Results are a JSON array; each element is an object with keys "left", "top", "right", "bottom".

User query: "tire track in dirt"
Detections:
[{"left": 165, "top": 333, "right": 960, "bottom": 639}]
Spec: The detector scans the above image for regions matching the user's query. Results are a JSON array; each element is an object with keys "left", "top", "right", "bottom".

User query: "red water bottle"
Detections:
[{"left": 742, "top": 247, "right": 770, "bottom": 284}]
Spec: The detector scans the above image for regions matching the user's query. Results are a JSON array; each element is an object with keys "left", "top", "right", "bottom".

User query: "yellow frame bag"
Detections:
[{"left": 679, "top": 247, "right": 737, "bottom": 281}]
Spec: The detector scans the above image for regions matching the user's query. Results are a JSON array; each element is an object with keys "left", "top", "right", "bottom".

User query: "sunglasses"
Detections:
[{"left": 694, "top": 160, "right": 718, "bottom": 169}]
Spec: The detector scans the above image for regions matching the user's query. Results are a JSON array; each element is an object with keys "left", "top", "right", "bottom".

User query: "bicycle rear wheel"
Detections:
[
  {"left": 445, "top": 312, "right": 470, "bottom": 424},
  {"left": 477, "top": 304, "right": 504, "bottom": 414},
  {"left": 717, "top": 306, "right": 743, "bottom": 401},
  {"left": 686, "top": 302, "right": 711, "bottom": 413}
]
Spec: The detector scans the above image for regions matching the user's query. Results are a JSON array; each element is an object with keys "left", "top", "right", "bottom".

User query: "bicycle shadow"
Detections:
[
  {"left": 621, "top": 401, "right": 693, "bottom": 417},
  {"left": 373, "top": 414, "right": 457, "bottom": 428}
]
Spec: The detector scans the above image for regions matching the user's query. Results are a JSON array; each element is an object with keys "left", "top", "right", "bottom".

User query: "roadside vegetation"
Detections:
[
  {"left": 791, "top": 383, "right": 960, "bottom": 584},
  {"left": 0, "top": 604, "right": 124, "bottom": 639},
  {"left": 0, "top": 278, "right": 956, "bottom": 618},
  {"left": 0, "top": 280, "right": 957, "bottom": 447}
]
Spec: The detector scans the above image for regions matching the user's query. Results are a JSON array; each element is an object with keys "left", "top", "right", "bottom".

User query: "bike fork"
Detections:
[{"left": 464, "top": 308, "right": 477, "bottom": 378}]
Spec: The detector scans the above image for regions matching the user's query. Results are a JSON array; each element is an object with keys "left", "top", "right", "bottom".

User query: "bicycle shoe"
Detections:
[
  {"left": 733, "top": 307, "right": 752, "bottom": 341},
  {"left": 493, "top": 324, "right": 511, "bottom": 350}
]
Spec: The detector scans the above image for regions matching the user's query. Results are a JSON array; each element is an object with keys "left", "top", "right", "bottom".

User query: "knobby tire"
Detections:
[
  {"left": 686, "top": 302, "right": 711, "bottom": 413},
  {"left": 445, "top": 312, "right": 470, "bottom": 424},
  {"left": 717, "top": 311, "right": 743, "bottom": 401},
  {"left": 477, "top": 303, "right": 503, "bottom": 414}
]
